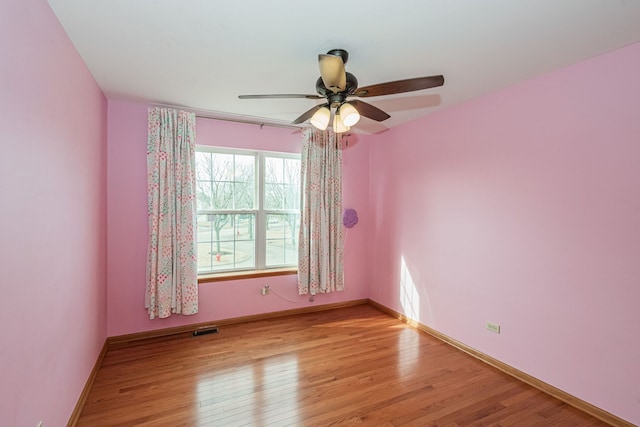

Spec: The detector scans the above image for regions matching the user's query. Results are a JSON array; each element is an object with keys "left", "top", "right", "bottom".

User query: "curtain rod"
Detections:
[
  {"left": 195, "top": 114, "right": 303, "bottom": 130},
  {"left": 151, "top": 103, "right": 304, "bottom": 131}
]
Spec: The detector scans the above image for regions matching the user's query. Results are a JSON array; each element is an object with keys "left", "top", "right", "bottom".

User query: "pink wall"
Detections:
[
  {"left": 0, "top": 1, "right": 108, "bottom": 426},
  {"left": 107, "top": 100, "right": 370, "bottom": 336},
  {"left": 368, "top": 42, "right": 640, "bottom": 424},
  {"left": 9, "top": 1, "right": 635, "bottom": 422}
]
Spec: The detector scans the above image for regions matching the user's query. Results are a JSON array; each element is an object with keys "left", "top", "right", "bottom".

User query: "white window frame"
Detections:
[{"left": 195, "top": 145, "right": 300, "bottom": 274}]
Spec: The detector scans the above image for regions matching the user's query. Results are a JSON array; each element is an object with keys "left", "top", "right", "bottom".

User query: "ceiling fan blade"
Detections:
[
  {"left": 354, "top": 75, "right": 445, "bottom": 97},
  {"left": 318, "top": 54, "right": 346, "bottom": 93},
  {"left": 239, "top": 94, "right": 322, "bottom": 99},
  {"left": 292, "top": 104, "right": 326, "bottom": 125},
  {"left": 349, "top": 100, "right": 390, "bottom": 122}
]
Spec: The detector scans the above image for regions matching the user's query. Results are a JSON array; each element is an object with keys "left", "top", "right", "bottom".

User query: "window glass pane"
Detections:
[
  {"left": 232, "top": 213, "right": 255, "bottom": 269},
  {"left": 265, "top": 213, "right": 299, "bottom": 267},
  {"left": 197, "top": 213, "right": 213, "bottom": 241},
  {"left": 234, "top": 155, "right": 254, "bottom": 181},
  {"left": 212, "top": 153, "right": 233, "bottom": 181},
  {"left": 195, "top": 152, "right": 212, "bottom": 181},
  {"left": 235, "top": 240, "right": 255, "bottom": 269},
  {"left": 210, "top": 213, "right": 233, "bottom": 255},
  {"left": 234, "top": 181, "right": 254, "bottom": 209},
  {"left": 235, "top": 213, "right": 255, "bottom": 241},
  {"left": 284, "top": 213, "right": 300, "bottom": 265},
  {"left": 283, "top": 184, "right": 298, "bottom": 210},
  {"left": 234, "top": 155, "right": 255, "bottom": 209},
  {"left": 266, "top": 214, "right": 284, "bottom": 239},
  {"left": 266, "top": 240, "right": 285, "bottom": 266},
  {"left": 265, "top": 157, "right": 300, "bottom": 211},
  {"left": 196, "top": 213, "right": 214, "bottom": 273},
  {"left": 197, "top": 241, "right": 213, "bottom": 273},
  {"left": 200, "top": 214, "right": 256, "bottom": 272},
  {"left": 212, "top": 182, "right": 233, "bottom": 210},
  {"left": 264, "top": 183, "right": 282, "bottom": 210},
  {"left": 196, "top": 181, "right": 212, "bottom": 210},
  {"left": 285, "top": 158, "right": 301, "bottom": 209},
  {"left": 265, "top": 157, "right": 284, "bottom": 184}
]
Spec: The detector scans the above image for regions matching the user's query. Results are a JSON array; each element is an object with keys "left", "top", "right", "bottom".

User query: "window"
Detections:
[{"left": 195, "top": 146, "right": 300, "bottom": 274}]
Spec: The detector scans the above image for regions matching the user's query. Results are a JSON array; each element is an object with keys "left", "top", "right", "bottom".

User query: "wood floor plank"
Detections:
[{"left": 76, "top": 305, "right": 609, "bottom": 426}]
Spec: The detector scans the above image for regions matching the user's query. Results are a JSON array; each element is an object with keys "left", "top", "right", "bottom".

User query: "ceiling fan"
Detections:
[{"left": 239, "top": 49, "right": 445, "bottom": 133}]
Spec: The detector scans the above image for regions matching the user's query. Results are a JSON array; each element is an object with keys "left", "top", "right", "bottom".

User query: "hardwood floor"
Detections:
[{"left": 77, "top": 305, "right": 608, "bottom": 426}]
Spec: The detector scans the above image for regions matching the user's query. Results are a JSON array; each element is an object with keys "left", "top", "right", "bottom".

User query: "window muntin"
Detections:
[{"left": 196, "top": 147, "right": 300, "bottom": 274}]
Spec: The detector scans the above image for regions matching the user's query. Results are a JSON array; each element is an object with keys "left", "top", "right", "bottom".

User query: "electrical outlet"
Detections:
[
  {"left": 260, "top": 285, "right": 270, "bottom": 296},
  {"left": 486, "top": 321, "right": 501, "bottom": 334}
]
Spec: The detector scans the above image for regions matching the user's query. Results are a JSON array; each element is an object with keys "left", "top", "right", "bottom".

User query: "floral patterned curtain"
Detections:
[
  {"left": 298, "top": 128, "right": 344, "bottom": 295},
  {"left": 145, "top": 107, "right": 198, "bottom": 319}
]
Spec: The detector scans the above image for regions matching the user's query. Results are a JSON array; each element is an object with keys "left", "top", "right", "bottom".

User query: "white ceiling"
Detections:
[{"left": 47, "top": 0, "right": 640, "bottom": 134}]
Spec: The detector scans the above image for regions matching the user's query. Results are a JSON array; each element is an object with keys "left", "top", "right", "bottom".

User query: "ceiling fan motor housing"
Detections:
[{"left": 315, "top": 72, "right": 358, "bottom": 105}]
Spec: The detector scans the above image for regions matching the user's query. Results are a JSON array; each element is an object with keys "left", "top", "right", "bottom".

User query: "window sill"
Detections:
[{"left": 198, "top": 268, "right": 298, "bottom": 283}]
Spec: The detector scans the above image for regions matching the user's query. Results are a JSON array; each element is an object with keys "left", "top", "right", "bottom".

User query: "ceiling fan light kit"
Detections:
[
  {"left": 239, "top": 49, "right": 444, "bottom": 132},
  {"left": 332, "top": 111, "right": 351, "bottom": 134},
  {"left": 338, "top": 102, "right": 360, "bottom": 127},
  {"left": 310, "top": 106, "right": 331, "bottom": 130}
]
